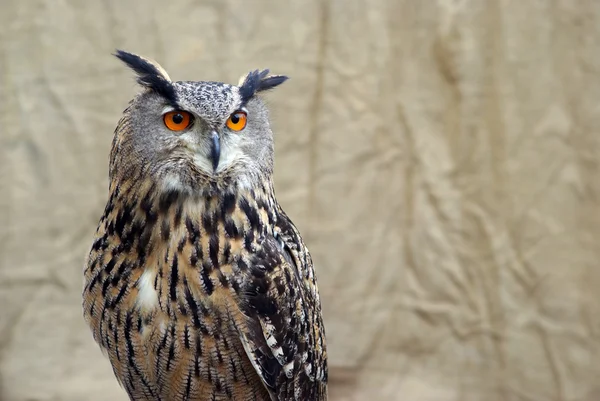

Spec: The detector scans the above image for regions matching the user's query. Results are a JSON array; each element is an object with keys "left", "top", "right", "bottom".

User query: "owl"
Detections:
[{"left": 82, "top": 50, "right": 328, "bottom": 401}]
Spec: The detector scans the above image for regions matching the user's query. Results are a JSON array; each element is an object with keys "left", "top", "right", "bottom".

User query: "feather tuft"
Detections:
[
  {"left": 238, "top": 69, "right": 288, "bottom": 104},
  {"left": 114, "top": 49, "right": 178, "bottom": 104}
]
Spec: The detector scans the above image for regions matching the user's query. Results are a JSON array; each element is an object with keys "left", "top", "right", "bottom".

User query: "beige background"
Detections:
[{"left": 1, "top": 1, "right": 600, "bottom": 400}]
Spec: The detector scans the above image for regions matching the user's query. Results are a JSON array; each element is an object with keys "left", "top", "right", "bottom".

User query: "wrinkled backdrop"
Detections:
[{"left": 1, "top": 1, "right": 599, "bottom": 400}]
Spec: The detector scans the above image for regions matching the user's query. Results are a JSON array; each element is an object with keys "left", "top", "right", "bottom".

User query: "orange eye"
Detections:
[
  {"left": 163, "top": 111, "right": 192, "bottom": 131},
  {"left": 226, "top": 110, "right": 247, "bottom": 132}
]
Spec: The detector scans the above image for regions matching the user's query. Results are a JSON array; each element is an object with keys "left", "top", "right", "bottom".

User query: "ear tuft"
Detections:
[
  {"left": 114, "top": 49, "right": 177, "bottom": 103},
  {"left": 238, "top": 69, "right": 288, "bottom": 103},
  {"left": 257, "top": 75, "right": 288, "bottom": 92}
]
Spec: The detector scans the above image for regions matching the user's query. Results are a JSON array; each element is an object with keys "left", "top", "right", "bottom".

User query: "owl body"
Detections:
[{"left": 83, "top": 51, "right": 327, "bottom": 401}]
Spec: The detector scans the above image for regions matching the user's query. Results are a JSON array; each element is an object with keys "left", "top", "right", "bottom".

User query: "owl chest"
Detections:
[
  {"left": 143, "top": 198, "right": 274, "bottom": 308},
  {"left": 117, "top": 237, "right": 268, "bottom": 400},
  {"left": 139, "top": 219, "right": 255, "bottom": 315},
  {"left": 113, "top": 292, "right": 267, "bottom": 401}
]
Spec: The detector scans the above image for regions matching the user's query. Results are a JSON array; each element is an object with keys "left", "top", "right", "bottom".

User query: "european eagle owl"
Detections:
[{"left": 82, "top": 50, "right": 328, "bottom": 401}]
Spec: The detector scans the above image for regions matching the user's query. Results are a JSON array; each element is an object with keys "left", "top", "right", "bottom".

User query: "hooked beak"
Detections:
[{"left": 210, "top": 130, "right": 220, "bottom": 171}]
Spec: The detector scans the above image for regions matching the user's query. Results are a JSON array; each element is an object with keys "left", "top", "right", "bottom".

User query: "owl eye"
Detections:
[
  {"left": 164, "top": 110, "right": 192, "bottom": 131},
  {"left": 226, "top": 110, "right": 247, "bottom": 132}
]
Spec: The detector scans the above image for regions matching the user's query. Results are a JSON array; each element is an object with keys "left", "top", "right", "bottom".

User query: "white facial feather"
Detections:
[
  {"left": 216, "top": 145, "right": 243, "bottom": 173},
  {"left": 180, "top": 129, "right": 249, "bottom": 177},
  {"left": 192, "top": 153, "right": 214, "bottom": 173}
]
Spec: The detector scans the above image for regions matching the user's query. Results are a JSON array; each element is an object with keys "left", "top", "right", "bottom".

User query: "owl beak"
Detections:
[{"left": 210, "top": 130, "right": 221, "bottom": 171}]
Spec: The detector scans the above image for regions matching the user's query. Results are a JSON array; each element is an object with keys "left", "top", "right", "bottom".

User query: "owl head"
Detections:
[{"left": 109, "top": 50, "right": 288, "bottom": 195}]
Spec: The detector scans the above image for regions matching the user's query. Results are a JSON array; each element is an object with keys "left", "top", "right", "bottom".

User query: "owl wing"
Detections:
[{"left": 233, "top": 213, "right": 327, "bottom": 401}]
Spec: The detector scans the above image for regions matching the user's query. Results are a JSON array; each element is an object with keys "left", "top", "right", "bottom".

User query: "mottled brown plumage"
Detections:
[{"left": 82, "top": 50, "right": 327, "bottom": 401}]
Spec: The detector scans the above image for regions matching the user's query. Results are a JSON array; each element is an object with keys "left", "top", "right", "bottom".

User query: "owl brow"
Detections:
[
  {"left": 114, "top": 49, "right": 178, "bottom": 106},
  {"left": 238, "top": 69, "right": 289, "bottom": 106}
]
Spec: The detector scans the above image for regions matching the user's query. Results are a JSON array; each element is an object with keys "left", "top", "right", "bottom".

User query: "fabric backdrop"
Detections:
[{"left": 1, "top": 1, "right": 599, "bottom": 400}]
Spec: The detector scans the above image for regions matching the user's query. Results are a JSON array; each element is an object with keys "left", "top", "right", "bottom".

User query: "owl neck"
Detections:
[{"left": 103, "top": 176, "right": 280, "bottom": 267}]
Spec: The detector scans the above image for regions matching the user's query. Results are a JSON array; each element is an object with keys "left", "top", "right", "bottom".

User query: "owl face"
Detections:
[{"left": 110, "top": 50, "right": 288, "bottom": 194}]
